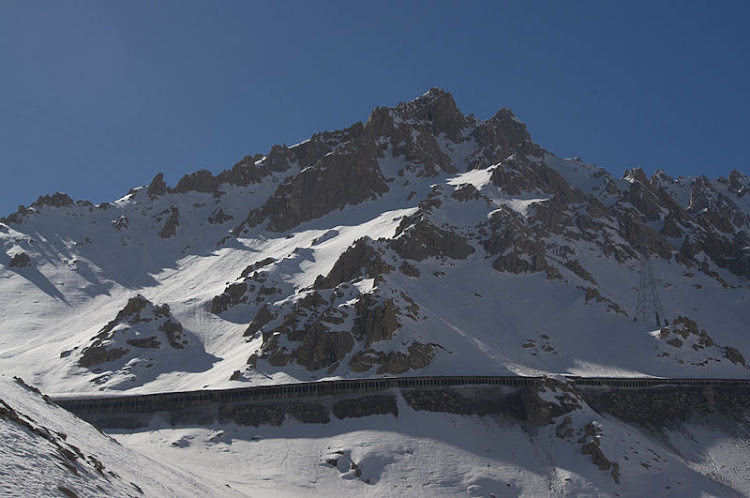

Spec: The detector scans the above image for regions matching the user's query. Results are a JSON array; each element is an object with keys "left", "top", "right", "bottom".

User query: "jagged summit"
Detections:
[
  {"left": 1, "top": 88, "right": 529, "bottom": 214},
  {"left": 390, "top": 87, "right": 467, "bottom": 139}
]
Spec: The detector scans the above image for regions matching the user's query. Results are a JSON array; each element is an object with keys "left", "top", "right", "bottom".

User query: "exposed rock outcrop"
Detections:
[
  {"left": 451, "top": 183, "right": 482, "bottom": 202},
  {"left": 349, "top": 342, "right": 438, "bottom": 374},
  {"left": 112, "top": 215, "right": 128, "bottom": 230},
  {"left": 0, "top": 205, "right": 32, "bottom": 225},
  {"left": 563, "top": 259, "right": 597, "bottom": 285},
  {"left": 654, "top": 315, "right": 747, "bottom": 369},
  {"left": 245, "top": 304, "right": 274, "bottom": 338},
  {"left": 392, "top": 219, "right": 474, "bottom": 261},
  {"left": 8, "top": 252, "right": 31, "bottom": 268},
  {"left": 579, "top": 286, "right": 627, "bottom": 316},
  {"left": 210, "top": 262, "right": 287, "bottom": 318},
  {"left": 78, "top": 295, "right": 187, "bottom": 369},
  {"left": 210, "top": 282, "right": 248, "bottom": 314},
  {"left": 258, "top": 316, "right": 354, "bottom": 372},
  {"left": 399, "top": 261, "right": 420, "bottom": 277},
  {"left": 314, "top": 238, "right": 393, "bottom": 289},
  {"left": 352, "top": 294, "right": 400, "bottom": 346},
  {"left": 216, "top": 152, "right": 286, "bottom": 187},
  {"left": 396, "top": 88, "right": 467, "bottom": 142},
  {"left": 208, "top": 208, "right": 233, "bottom": 224},
  {"left": 240, "top": 257, "right": 276, "bottom": 278},
  {"left": 158, "top": 207, "right": 180, "bottom": 238},
  {"left": 247, "top": 289, "right": 357, "bottom": 371},
  {"left": 490, "top": 157, "right": 580, "bottom": 203},
  {"left": 245, "top": 144, "right": 388, "bottom": 232}
]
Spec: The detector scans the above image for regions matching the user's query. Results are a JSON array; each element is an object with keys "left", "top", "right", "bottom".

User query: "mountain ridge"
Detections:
[{"left": 1, "top": 88, "right": 749, "bottom": 397}]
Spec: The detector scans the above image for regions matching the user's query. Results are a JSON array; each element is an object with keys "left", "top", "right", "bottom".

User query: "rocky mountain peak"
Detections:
[
  {"left": 469, "top": 107, "right": 543, "bottom": 164},
  {"left": 3, "top": 89, "right": 750, "bottom": 397},
  {"left": 364, "top": 88, "right": 467, "bottom": 143},
  {"left": 394, "top": 87, "right": 466, "bottom": 141},
  {"left": 623, "top": 167, "right": 649, "bottom": 185}
]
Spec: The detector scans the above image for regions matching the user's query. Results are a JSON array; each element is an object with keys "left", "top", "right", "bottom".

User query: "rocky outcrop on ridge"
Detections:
[
  {"left": 146, "top": 172, "right": 167, "bottom": 197},
  {"left": 32, "top": 192, "right": 75, "bottom": 208}
]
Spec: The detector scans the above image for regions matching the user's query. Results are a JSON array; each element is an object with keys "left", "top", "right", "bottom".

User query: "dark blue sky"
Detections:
[{"left": 1, "top": 1, "right": 748, "bottom": 215}]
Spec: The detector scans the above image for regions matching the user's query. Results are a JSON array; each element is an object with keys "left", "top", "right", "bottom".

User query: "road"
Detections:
[{"left": 53, "top": 374, "right": 750, "bottom": 416}]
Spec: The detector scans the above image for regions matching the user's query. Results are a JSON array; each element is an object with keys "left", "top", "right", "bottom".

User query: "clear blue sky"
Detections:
[{"left": 1, "top": 1, "right": 748, "bottom": 215}]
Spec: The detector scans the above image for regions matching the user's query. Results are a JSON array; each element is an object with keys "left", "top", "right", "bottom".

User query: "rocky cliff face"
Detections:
[
  {"left": 245, "top": 143, "right": 389, "bottom": 233},
  {"left": 239, "top": 238, "right": 435, "bottom": 376}
]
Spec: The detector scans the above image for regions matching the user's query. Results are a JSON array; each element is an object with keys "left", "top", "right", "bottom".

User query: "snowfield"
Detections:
[{"left": 110, "top": 385, "right": 750, "bottom": 497}]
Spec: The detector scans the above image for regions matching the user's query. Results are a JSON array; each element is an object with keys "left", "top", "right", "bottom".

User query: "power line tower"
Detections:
[{"left": 635, "top": 247, "right": 666, "bottom": 327}]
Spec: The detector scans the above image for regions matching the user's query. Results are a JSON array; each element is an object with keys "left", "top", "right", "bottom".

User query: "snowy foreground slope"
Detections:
[
  {"left": 4, "top": 372, "right": 750, "bottom": 497},
  {"left": 0, "top": 374, "right": 239, "bottom": 497},
  {"left": 112, "top": 380, "right": 750, "bottom": 497}
]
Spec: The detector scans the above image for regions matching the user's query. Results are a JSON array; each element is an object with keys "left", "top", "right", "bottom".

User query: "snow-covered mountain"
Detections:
[
  {"left": 4, "top": 88, "right": 750, "bottom": 497},
  {"left": 2, "top": 88, "right": 750, "bottom": 397}
]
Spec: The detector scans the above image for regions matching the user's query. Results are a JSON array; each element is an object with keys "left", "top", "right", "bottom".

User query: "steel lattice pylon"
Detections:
[{"left": 635, "top": 250, "right": 666, "bottom": 327}]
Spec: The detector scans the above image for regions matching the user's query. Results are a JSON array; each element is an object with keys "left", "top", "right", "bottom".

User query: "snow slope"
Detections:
[
  {"left": 112, "top": 383, "right": 750, "bottom": 497},
  {"left": 0, "top": 374, "right": 241, "bottom": 497}
]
